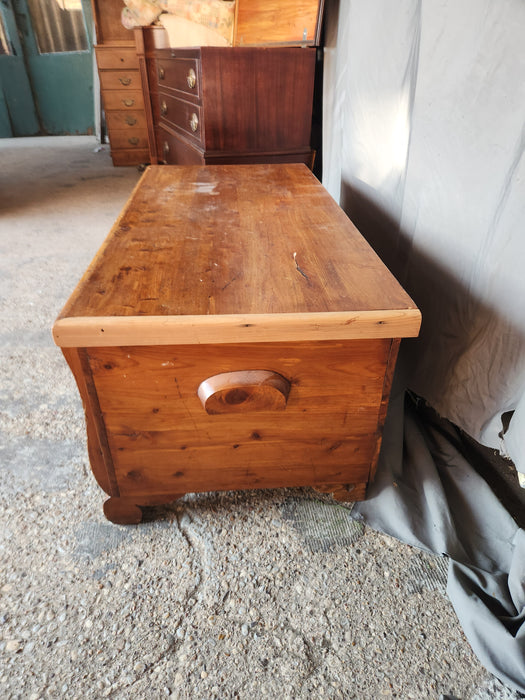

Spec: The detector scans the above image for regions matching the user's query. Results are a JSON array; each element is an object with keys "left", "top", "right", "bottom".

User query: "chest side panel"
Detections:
[{"left": 87, "top": 339, "right": 391, "bottom": 497}]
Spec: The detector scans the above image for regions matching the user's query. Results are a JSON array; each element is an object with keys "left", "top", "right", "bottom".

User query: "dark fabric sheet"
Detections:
[{"left": 352, "top": 390, "right": 525, "bottom": 692}]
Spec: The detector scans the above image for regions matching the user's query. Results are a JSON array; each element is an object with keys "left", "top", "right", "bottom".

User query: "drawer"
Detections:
[
  {"left": 99, "top": 70, "right": 142, "bottom": 91},
  {"left": 106, "top": 110, "right": 148, "bottom": 130},
  {"left": 110, "top": 149, "right": 150, "bottom": 167},
  {"left": 108, "top": 130, "right": 149, "bottom": 150},
  {"left": 157, "top": 126, "right": 204, "bottom": 165},
  {"left": 102, "top": 90, "right": 145, "bottom": 111},
  {"left": 155, "top": 57, "right": 201, "bottom": 102},
  {"left": 158, "top": 93, "right": 202, "bottom": 143},
  {"left": 95, "top": 47, "right": 139, "bottom": 70}
]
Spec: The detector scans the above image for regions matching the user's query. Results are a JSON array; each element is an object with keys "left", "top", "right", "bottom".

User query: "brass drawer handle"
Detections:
[
  {"left": 125, "top": 116, "right": 137, "bottom": 126},
  {"left": 128, "top": 137, "right": 139, "bottom": 146},
  {"left": 158, "top": 65, "right": 165, "bottom": 80},
  {"left": 187, "top": 68, "right": 196, "bottom": 89},
  {"left": 119, "top": 77, "right": 132, "bottom": 86},
  {"left": 160, "top": 100, "right": 168, "bottom": 116},
  {"left": 162, "top": 141, "right": 170, "bottom": 164},
  {"left": 190, "top": 112, "right": 199, "bottom": 132},
  {"left": 123, "top": 98, "right": 134, "bottom": 107},
  {"left": 198, "top": 370, "right": 291, "bottom": 414}
]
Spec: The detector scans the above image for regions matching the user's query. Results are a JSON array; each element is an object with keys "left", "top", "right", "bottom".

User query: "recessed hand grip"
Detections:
[{"left": 198, "top": 370, "right": 290, "bottom": 414}]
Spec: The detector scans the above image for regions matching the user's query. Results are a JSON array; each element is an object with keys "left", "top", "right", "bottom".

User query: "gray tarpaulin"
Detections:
[
  {"left": 352, "top": 389, "right": 525, "bottom": 691},
  {"left": 321, "top": 0, "right": 525, "bottom": 690}
]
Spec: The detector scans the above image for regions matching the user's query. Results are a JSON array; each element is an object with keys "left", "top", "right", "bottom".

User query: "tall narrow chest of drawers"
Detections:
[
  {"left": 94, "top": 45, "right": 149, "bottom": 166},
  {"left": 90, "top": 0, "right": 148, "bottom": 166}
]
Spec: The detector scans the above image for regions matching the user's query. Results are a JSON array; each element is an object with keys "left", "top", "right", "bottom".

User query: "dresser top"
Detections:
[{"left": 54, "top": 164, "right": 420, "bottom": 347}]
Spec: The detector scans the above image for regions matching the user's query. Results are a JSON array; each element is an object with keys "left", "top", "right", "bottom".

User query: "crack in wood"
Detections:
[{"left": 293, "top": 251, "right": 309, "bottom": 281}]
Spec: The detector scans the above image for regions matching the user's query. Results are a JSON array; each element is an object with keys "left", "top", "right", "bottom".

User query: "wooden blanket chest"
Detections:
[{"left": 53, "top": 164, "right": 420, "bottom": 523}]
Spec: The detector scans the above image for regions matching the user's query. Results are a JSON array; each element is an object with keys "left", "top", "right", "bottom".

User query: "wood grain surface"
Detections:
[
  {"left": 54, "top": 164, "right": 420, "bottom": 347},
  {"left": 87, "top": 339, "right": 390, "bottom": 499},
  {"left": 197, "top": 369, "right": 291, "bottom": 414},
  {"left": 54, "top": 163, "right": 421, "bottom": 522},
  {"left": 234, "top": 0, "right": 324, "bottom": 46},
  {"left": 198, "top": 48, "right": 316, "bottom": 153}
]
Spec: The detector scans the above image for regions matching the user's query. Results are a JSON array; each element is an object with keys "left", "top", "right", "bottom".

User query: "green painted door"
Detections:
[
  {"left": 0, "top": 1, "right": 39, "bottom": 135},
  {"left": 0, "top": 0, "right": 94, "bottom": 136}
]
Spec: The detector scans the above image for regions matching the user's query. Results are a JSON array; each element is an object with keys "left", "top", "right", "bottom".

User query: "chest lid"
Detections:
[{"left": 53, "top": 164, "right": 421, "bottom": 348}]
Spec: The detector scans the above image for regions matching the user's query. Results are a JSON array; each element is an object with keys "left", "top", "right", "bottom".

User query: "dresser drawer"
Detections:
[
  {"left": 157, "top": 126, "right": 204, "bottom": 165},
  {"left": 155, "top": 57, "right": 201, "bottom": 102},
  {"left": 110, "top": 149, "right": 150, "bottom": 167},
  {"left": 103, "top": 90, "right": 145, "bottom": 111},
  {"left": 106, "top": 110, "right": 148, "bottom": 130},
  {"left": 109, "top": 130, "right": 149, "bottom": 150},
  {"left": 158, "top": 93, "right": 202, "bottom": 144},
  {"left": 95, "top": 47, "right": 139, "bottom": 70},
  {"left": 99, "top": 70, "right": 142, "bottom": 91}
]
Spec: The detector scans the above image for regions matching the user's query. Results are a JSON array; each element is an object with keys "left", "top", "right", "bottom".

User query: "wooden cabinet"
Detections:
[
  {"left": 94, "top": 45, "right": 149, "bottom": 165},
  {"left": 53, "top": 164, "right": 421, "bottom": 524},
  {"left": 92, "top": 1, "right": 324, "bottom": 167},
  {"left": 135, "top": 26, "right": 318, "bottom": 167},
  {"left": 91, "top": 0, "right": 149, "bottom": 166}
]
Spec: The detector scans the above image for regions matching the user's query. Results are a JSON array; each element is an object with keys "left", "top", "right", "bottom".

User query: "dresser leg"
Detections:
[{"left": 103, "top": 497, "right": 143, "bottom": 525}]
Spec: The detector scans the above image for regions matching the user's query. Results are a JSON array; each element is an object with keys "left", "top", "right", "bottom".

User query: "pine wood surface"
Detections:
[
  {"left": 54, "top": 163, "right": 421, "bottom": 522},
  {"left": 197, "top": 369, "right": 291, "bottom": 414},
  {"left": 54, "top": 164, "right": 420, "bottom": 347},
  {"left": 86, "top": 340, "right": 389, "bottom": 499}
]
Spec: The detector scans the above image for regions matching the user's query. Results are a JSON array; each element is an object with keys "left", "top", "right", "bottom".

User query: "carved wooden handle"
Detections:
[{"left": 198, "top": 370, "right": 290, "bottom": 414}]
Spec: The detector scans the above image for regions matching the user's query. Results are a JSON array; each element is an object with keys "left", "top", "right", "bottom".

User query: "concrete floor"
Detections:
[{"left": 0, "top": 136, "right": 521, "bottom": 699}]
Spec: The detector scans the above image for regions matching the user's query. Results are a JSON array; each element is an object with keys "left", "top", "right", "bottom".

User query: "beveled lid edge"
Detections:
[{"left": 52, "top": 309, "right": 421, "bottom": 348}]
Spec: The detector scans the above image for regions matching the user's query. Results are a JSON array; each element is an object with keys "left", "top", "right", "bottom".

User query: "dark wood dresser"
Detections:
[
  {"left": 136, "top": 29, "right": 317, "bottom": 166},
  {"left": 134, "top": 0, "right": 323, "bottom": 168}
]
